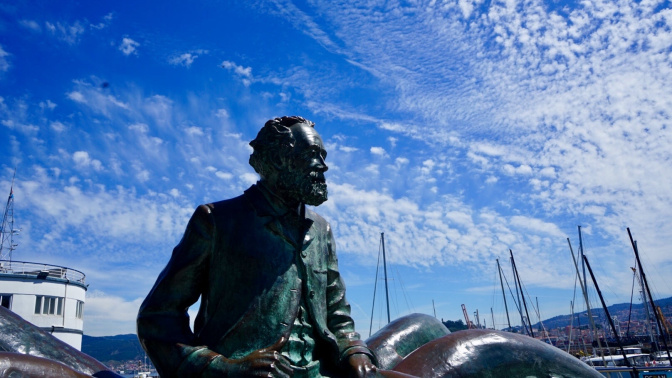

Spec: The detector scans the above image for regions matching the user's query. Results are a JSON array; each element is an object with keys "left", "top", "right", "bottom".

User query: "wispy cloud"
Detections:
[
  {"left": 0, "top": 45, "right": 10, "bottom": 73},
  {"left": 90, "top": 12, "right": 114, "bottom": 30},
  {"left": 119, "top": 37, "right": 139, "bottom": 56},
  {"left": 170, "top": 50, "right": 207, "bottom": 67},
  {"left": 18, "top": 20, "right": 41, "bottom": 33},
  {"left": 45, "top": 21, "right": 85, "bottom": 45},
  {"left": 221, "top": 60, "right": 252, "bottom": 86}
]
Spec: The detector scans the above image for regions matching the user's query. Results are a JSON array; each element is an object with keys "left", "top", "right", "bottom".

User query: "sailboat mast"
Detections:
[
  {"left": 567, "top": 300, "right": 574, "bottom": 353},
  {"left": 497, "top": 258, "right": 512, "bottom": 331},
  {"left": 490, "top": 307, "right": 495, "bottom": 330},
  {"left": 637, "top": 259, "right": 655, "bottom": 343},
  {"left": 567, "top": 237, "right": 606, "bottom": 363},
  {"left": 628, "top": 228, "right": 672, "bottom": 362},
  {"left": 583, "top": 255, "right": 636, "bottom": 376},
  {"left": 510, "top": 254, "right": 526, "bottom": 334},
  {"left": 578, "top": 226, "right": 586, "bottom": 297},
  {"left": 510, "top": 249, "right": 534, "bottom": 338},
  {"left": 381, "top": 232, "right": 391, "bottom": 324},
  {"left": 0, "top": 170, "right": 17, "bottom": 262}
]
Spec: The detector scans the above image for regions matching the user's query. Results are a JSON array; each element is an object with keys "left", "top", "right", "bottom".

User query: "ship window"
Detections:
[
  {"left": 76, "top": 300, "right": 84, "bottom": 319},
  {"left": 0, "top": 294, "right": 11, "bottom": 309},
  {"left": 35, "top": 295, "right": 64, "bottom": 315}
]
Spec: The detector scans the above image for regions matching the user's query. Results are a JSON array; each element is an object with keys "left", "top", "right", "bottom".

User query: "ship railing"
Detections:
[
  {"left": 595, "top": 365, "right": 672, "bottom": 377},
  {"left": 0, "top": 259, "right": 86, "bottom": 284}
]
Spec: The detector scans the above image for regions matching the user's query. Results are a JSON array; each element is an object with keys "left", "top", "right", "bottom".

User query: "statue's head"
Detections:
[{"left": 250, "top": 116, "right": 329, "bottom": 206}]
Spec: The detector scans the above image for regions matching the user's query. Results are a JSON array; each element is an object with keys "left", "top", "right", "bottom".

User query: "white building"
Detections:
[{"left": 0, "top": 260, "right": 87, "bottom": 350}]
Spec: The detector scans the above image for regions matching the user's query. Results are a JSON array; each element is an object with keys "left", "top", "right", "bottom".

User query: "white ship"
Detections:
[{"left": 0, "top": 173, "right": 87, "bottom": 350}]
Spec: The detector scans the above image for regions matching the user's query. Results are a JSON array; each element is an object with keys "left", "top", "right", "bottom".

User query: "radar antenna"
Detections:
[{"left": 0, "top": 169, "right": 19, "bottom": 261}]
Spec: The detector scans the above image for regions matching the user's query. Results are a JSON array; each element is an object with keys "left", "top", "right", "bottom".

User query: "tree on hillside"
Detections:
[{"left": 442, "top": 319, "right": 468, "bottom": 332}]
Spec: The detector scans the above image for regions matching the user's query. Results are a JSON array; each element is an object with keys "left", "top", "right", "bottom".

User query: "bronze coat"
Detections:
[{"left": 137, "top": 185, "right": 368, "bottom": 377}]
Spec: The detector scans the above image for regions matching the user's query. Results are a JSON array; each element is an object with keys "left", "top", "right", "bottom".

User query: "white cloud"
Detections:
[
  {"left": 50, "top": 121, "right": 66, "bottom": 132},
  {"left": 241, "top": 172, "right": 258, "bottom": 185},
  {"left": 40, "top": 100, "right": 57, "bottom": 110},
  {"left": 185, "top": 126, "right": 204, "bottom": 136},
  {"left": 45, "top": 21, "right": 85, "bottom": 44},
  {"left": 84, "top": 291, "right": 144, "bottom": 336},
  {"left": 19, "top": 20, "right": 41, "bottom": 33},
  {"left": 169, "top": 188, "right": 180, "bottom": 197},
  {"left": 221, "top": 60, "right": 252, "bottom": 86},
  {"left": 0, "top": 45, "right": 10, "bottom": 73},
  {"left": 90, "top": 13, "right": 114, "bottom": 30},
  {"left": 72, "top": 151, "right": 102, "bottom": 171},
  {"left": 215, "top": 171, "right": 233, "bottom": 180},
  {"left": 169, "top": 53, "right": 199, "bottom": 67},
  {"left": 502, "top": 164, "right": 533, "bottom": 176},
  {"left": 370, "top": 146, "right": 386, "bottom": 156},
  {"left": 215, "top": 108, "right": 229, "bottom": 119},
  {"left": 119, "top": 37, "right": 139, "bottom": 56},
  {"left": 136, "top": 170, "right": 150, "bottom": 182},
  {"left": 66, "top": 81, "right": 130, "bottom": 116},
  {"left": 339, "top": 146, "right": 358, "bottom": 152},
  {"left": 67, "top": 91, "right": 85, "bottom": 103},
  {"left": 2, "top": 116, "right": 40, "bottom": 133},
  {"left": 395, "top": 157, "right": 409, "bottom": 165},
  {"left": 129, "top": 123, "right": 149, "bottom": 133}
]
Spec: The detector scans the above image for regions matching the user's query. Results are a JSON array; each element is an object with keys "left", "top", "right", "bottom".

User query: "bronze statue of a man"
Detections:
[{"left": 137, "top": 116, "right": 376, "bottom": 377}]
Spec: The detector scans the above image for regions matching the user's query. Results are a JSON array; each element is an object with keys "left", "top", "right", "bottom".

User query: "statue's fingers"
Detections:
[
  {"left": 273, "top": 357, "right": 294, "bottom": 376},
  {"left": 262, "top": 336, "right": 286, "bottom": 352}
]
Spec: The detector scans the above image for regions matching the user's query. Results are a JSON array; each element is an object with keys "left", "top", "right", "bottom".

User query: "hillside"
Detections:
[
  {"left": 81, "top": 334, "right": 145, "bottom": 364},
  {"left": 536, "top": 296, "right": 672, "bottom": 331},
  {"left": 82, "top": 296, "right": 672, "bottom": 363}
]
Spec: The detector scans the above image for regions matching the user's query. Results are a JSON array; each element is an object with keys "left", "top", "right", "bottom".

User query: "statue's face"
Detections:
[{"left": 276, "top": 123, "right": 329, "bottom": 206}]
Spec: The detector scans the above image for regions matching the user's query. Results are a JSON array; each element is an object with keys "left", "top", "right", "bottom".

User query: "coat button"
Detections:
[
  {"left": 323, "top": 329, "right": 329, "bottom": 336},
  {"left": 309, "top": 290, "right": 315, "bottom": 298},
  {"left": 301, "top": 251, "right": 307, "bottom": 258}
]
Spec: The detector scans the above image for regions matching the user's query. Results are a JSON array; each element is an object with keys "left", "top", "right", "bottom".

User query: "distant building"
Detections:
[
  {"left": 1, "top": 175, "right": 88, "bottom": 351},
  {"left": 0, "top": 260, "right": 87, "bottom": 350}
]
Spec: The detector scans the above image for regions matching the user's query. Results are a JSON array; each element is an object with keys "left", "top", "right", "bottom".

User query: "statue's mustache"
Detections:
[{"left": 308, "top": 171, "right": 326, "bottom": 183}]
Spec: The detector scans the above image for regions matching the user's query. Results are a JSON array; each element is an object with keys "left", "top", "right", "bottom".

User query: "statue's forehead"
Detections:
[{"left": 291, "top": 123, "right": 324, "bottom": 148}]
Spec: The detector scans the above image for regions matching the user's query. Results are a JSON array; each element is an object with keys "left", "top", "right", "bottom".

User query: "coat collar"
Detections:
[{"left": 244, "top": 183, "right": 314, "bottom": 248}]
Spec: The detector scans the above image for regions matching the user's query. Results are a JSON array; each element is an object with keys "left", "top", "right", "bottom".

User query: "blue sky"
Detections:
[{"left": 1, "top": 0, "right": 671, "bottom": 337}]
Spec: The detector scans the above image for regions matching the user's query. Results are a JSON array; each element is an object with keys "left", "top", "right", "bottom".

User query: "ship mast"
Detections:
[{"left": 0, "top": 170, "right": 19, "bottom": 261}]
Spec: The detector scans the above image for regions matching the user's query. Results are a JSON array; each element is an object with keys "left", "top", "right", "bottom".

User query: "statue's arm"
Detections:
[
  {"left": 324, "top": 224, "right": 377, "bottom": 370},
  {"left": 137, "top": 205, "right": 294, "bottom": 378},
  {"left": 136, "top": 204, "right": 214, "bottom": 377}
]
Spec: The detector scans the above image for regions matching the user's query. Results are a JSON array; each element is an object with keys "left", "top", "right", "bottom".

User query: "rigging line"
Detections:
[
  {"left": 368, "top": 235, "right": 383, "bottom": 337},
  {"left": 394, "top": 265, "right": 414, "bottom": 314},
  {"left": 491, "top": 265, "right": 498, "bottom": 309},
  {"left": 519, "top": 278, "right": 550, "bottom": 342},
  {"left": 491, "top": 265, "right": 499, "bottom": 328},
  {"left": 626, "top": 266, "right": 636, "bottom": 336},
  {"left": 501, "top": 268, "right": 523, "bottom": 321}
]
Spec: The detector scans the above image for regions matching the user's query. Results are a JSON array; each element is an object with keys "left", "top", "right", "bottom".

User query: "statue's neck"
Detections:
[{"left": 257, "top": 180, "right": 302, "bottom": 216}]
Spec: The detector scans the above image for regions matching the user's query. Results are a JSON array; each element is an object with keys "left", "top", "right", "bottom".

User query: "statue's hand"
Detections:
[
  {"left": 347, "top": 353, "right": 377, "bottom": 378},
  {"left": 204, "top": 337, "right": 293, "bottom": 378}
]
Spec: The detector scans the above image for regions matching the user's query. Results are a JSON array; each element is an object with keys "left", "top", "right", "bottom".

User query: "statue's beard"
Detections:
[{"left": 276, "top": 169, "right": 328, "bottom": 206}]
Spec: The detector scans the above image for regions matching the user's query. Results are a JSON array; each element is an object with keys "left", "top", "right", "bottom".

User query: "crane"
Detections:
[{"left": 462, "top": 304, "right": 475, "bottom": 329}]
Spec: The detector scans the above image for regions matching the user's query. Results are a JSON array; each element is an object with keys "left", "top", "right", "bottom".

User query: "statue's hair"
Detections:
[{"left": 249, "top": 116, "right": 315, "bottom": 178}]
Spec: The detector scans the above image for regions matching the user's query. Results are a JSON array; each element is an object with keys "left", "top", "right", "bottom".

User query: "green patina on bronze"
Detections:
[
  {"left": 136, "top": 116, "right": 605, "bottom": 378},
  {"left": 137, "top": 117, "right": 375, "bottom": 377},
  {"left": 0, "top": 116, "right": 608, "bottom": 377}
]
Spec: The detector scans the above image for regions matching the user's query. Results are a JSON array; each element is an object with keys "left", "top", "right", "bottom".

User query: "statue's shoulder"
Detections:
[
  {"left": 206, "top": 192, "right": 248, "bottom": 212},
  {"left": 306, "top": 207, "right": 330, "bottom": 231}
]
